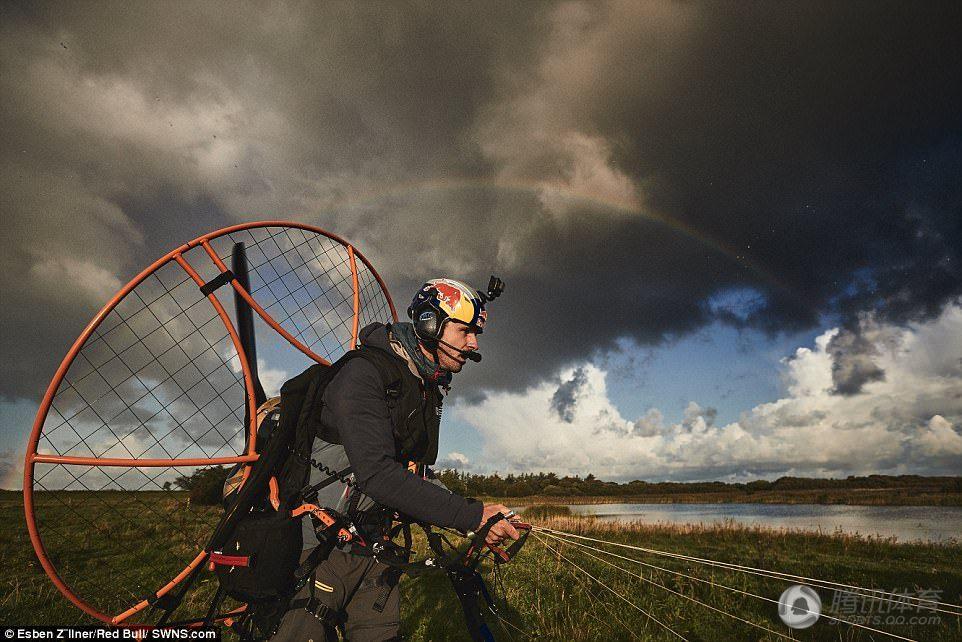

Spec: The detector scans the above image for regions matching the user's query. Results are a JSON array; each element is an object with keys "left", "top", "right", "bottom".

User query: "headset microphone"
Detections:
[{"left": 436, "top": 336, "right": 482, "bottom": 362}]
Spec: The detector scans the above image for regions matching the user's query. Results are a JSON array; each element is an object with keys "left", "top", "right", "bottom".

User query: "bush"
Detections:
[
  {"left": 541, "top": 485, "right": 567, "bottom": 496},
  {"left": 177, "top": 466, "right": 231, "bottom": 506}
]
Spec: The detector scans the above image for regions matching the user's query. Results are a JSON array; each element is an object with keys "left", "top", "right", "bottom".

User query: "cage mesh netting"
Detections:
[{"left": 25, "top": 223, "right": 396, "bottom": 624}]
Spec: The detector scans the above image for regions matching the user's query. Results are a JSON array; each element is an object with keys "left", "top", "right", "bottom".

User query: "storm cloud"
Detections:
[{"left": 2, "top": 1, "right": 961, "bottom": 411}]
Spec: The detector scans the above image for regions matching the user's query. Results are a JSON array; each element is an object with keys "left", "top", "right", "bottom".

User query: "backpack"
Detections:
[{"left": 207, "top": 344, "right": 436, "bottom": 624}]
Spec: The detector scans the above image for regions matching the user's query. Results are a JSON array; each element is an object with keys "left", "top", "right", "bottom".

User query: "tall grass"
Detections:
[
  {"left": 403, "top": 508, "right": 961, "bottom": 641},
  {"left": 5, "top": 496, "right": 960, "bottom": 640}
]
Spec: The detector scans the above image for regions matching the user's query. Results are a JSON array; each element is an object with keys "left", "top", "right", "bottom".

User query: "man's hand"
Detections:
[{"left": 479, "top": 503, "right": 520, "bottom": 545}]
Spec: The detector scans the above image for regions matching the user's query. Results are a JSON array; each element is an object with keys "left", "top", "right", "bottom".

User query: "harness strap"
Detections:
[
  {"left": 372, "top": 568, "right": 402, "bottom": 613},
  {"left": 293, "top": 537, "right": 339, "bottom": 584},
  {"left": 289, "top": 596, "right": 346, "bottom": 625},
  {"left": 209, "top": 552, "right": 250, "bottom": 568},
  {"left": 300, "top": 464, "right": 353, "bottom": 502},
  {"left": 346, "top": 483, "right": 362, "bottom": 520}
]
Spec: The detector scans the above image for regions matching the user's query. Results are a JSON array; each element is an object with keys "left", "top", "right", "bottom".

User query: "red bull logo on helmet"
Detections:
[{"left": 434, "top": 282, "right": 463, "bottom": 313}]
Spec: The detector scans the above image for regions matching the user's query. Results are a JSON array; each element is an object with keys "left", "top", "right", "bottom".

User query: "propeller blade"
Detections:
[{"left": 232, "top": 242, "right": 268, "bottom": 414}]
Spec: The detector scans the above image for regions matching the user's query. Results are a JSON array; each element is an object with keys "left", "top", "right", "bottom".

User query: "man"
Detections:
[{"left": 272, "top": 277, "right": 518, "bottom": 641}]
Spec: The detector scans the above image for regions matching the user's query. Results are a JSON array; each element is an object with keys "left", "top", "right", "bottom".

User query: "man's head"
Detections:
[
  {"left": 431, "top": 317, "right": 480, "bottom": 373},
  {"left": 407, "top": 278, "right": 487, "bottom": 373}
]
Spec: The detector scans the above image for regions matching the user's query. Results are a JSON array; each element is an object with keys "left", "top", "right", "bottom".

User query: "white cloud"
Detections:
[
  {"left": 226, "top": 355, "right": 290, "bottom": 399},
  {"left": 916, "top": 415, "right": 962, "bottom": 457},
  {"left": 436, "top": 451, "right": 472, "bottom": 471},
  {"left": 455, "top": 302, "right": 962, "bottom": 480},
  {"left": 28, "top": 255, "right": 123, "bottom": 305},
  {"left": 256, "top": 360, "right": 291, "bottom": 399},
  {"left": 632, "top": 408, "right": 664, "bottom": 437}
]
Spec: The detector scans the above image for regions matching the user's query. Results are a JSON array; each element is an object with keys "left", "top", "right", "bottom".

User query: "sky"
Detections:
[{"left": 2, "top": 1, "right": 961, "bottom": 487}]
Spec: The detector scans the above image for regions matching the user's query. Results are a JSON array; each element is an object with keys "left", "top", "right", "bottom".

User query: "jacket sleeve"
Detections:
[{"left": 324, "top": 358, "right": 483, "bottom": 533}]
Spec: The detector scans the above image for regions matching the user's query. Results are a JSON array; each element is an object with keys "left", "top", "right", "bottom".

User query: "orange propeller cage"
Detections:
[{"left": 23, "top": 221, "right": 397, "bottom": 625}]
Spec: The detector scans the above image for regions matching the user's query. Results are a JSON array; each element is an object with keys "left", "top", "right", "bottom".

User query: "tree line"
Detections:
[
  {"left": 167, "top": 466, "right": 962, "bottom": 505},
  {"left": 431, "top": 470, "right": 962, "bottom": 498}
]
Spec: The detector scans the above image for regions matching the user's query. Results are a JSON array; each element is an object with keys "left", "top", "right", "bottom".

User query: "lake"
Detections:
[{"left": 567, "top": 503, "right": 962, "bottom": 544}]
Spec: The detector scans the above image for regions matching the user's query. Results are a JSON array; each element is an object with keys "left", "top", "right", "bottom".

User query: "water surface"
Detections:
[{"left": 568, "top": 503, "right": 962, "bottom": 544}]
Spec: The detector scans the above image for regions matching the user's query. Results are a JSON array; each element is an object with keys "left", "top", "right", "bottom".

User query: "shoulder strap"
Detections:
[
  {"left": 276, "top": 347, "right": 409, "bottom": 506},
  {"left": 352, "top": 345, "right": 407, "bottom": 397},
  {"left": 312, "top": 347, "right": 406, "bottom": 443},
  {"left": 276, "top": 356, "right": 351, "bottom": 506}
]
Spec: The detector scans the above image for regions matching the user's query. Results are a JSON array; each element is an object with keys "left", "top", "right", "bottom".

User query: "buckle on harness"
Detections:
[{"left": 304, "top": 597, "right": 345, "bottom": 625}]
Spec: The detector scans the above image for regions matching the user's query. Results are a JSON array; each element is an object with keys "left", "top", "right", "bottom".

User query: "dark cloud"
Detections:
[
  {"left": 828, "top": 327, "right": 886, "bottom": 395},
  {"left": 579, "top": 2, "right": 962, "bottom": 329},
  {"left": 550, "top": 367, "right": 588, "bottom": 423},
  {"left": 0, "top": 1, "right": 545, "bottom": 400},
  {"left": 1, "top": 1, "right": 960, "bottom": 411}
]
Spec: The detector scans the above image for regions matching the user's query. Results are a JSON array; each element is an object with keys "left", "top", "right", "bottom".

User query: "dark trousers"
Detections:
[{"left": 271, "top": 548, "right": 400, "bottom": 641}]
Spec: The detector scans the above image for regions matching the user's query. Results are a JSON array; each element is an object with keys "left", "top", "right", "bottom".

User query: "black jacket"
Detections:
[{"left": 313, "top": 323, "right": 482, "bottom": 534}]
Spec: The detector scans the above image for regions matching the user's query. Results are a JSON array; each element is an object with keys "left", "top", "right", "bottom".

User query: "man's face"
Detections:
[{"left": 434, "top": 321, "right": 480, "bottom": 373}]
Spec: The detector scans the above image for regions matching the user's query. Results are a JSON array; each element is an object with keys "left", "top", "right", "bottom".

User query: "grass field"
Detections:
[{"left": 3, "top": 493, "right": 960, "bottom": 640}]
